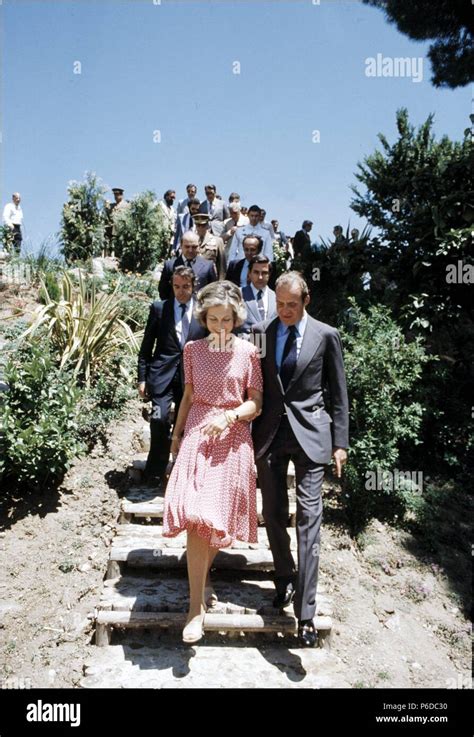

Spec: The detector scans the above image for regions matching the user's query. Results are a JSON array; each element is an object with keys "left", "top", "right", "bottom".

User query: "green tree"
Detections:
[
  {"left": 113, "top": 191, "right": 169, "bottom": 273},
  {"left": 363, "top": 0, "right": 474, "bottom": 88},
  {"left": 350, "top": 109, "right": 474, "bottom": 473},
  {"left": 60, "top": 172, "right": 107, "bottom": 262}
]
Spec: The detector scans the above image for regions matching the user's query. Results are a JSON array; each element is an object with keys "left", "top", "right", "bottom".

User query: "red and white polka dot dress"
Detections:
[{"left": 163, "top": 337, "right": 263, "bottom": 548}]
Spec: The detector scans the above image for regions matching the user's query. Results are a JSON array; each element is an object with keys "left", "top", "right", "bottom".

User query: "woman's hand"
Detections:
[
  {"left": 202, "top": 413, "right": 229, "bottom": 437},
  {"left": 170, "top": 435, "right": 182, "bottom": 459}
]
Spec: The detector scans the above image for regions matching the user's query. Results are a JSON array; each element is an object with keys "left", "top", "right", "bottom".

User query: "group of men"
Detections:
[{"left": 138, "top": 185, "right": 349, "bottom": 647}]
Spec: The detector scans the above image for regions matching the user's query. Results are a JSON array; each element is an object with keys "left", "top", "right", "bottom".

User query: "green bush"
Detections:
[
  {"left": 340, "top": 301, "right": 429, "bottom": 532},
  {"left": 0, "top": 342, "right": 83, "bottom": 490},
  {"left": 113, "top": 191, "right": 169, "bottom": 273},
  {"left": 60, "top": 172, "right": 107, "bottom": 263},
  {"left": 77, "top": 354, "right": 134, "bottom": 448}
]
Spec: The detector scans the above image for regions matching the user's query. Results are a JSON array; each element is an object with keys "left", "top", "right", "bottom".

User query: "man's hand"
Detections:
[
  {"left": 332, "top": 447, "right": 348, "bottom": 478},
  {"left": 138, "top": 382, "right": 147, "bottom": 399}
]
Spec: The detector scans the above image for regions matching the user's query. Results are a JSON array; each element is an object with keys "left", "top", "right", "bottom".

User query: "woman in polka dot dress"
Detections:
[{"left": 163, "top": 281, "right": 263, "bottom": 644}]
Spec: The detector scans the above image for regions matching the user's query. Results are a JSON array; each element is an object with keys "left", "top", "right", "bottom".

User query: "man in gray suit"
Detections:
[
  {"left": 252, "top": 271, "right": 349, "bottom": 647},
  {"left": 198, "top": 184, "right": 229, "bottom": 236},
  {"left": 240, "top": 254, "right": 276, "bottom": 333}
]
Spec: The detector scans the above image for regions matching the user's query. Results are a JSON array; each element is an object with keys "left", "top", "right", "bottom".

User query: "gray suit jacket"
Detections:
[
  {"left": 252, "top": 314, "right": 349, "bottom": 463},
  {"left": 199, "top": 200, "right": 229, "bottom": 236},
  {"left": 241, "top": 285, "right": 276, "bottom": 333}
]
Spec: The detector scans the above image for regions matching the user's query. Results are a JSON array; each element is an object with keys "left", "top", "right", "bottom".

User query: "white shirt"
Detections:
[
  {"left": 3, "top": 203, "right": 23, "bottom": 227},
  {"left": 174, "top": 298, "right": 193, "bottom": 344},
  {"left": 249, "top": 283, "right": 269, "bottom": 318},
  {"left": 231, "top": 223, "right": 274, "bottom": 261}
]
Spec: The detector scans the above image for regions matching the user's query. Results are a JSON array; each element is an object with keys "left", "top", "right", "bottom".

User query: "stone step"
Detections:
[
  {"left": 113, "top": 524, "right": 297, "bottom": 550},
  {"left": 98, "top": 574, "right": 331, "bottom": 617},
  {"left": 95, "top": 609, "right": 332, "bottom": 647},
  {"left": 106, "top": 545, "right": 277, "bottom": 579}
]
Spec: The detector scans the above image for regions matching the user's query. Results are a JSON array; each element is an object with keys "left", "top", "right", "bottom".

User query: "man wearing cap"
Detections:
[
  {"left": 104, "top": 188, "right": 129, "bottom": 257},
  {"left": 229, "top": 205, "right": 274, "bottom": 262},
  {"left": 177, "top": 184, "right": 198, "bottom": 215},
  {"left": 2, "top": 193, "right": 23, "bottom": 253},
  {"left": 194, "top": 213, "right": 226, "bottom": 279},
  {"left": 198, "top": 184, "right": 229, "bottom": 237},
  {"left": 158, "top": 230, "right": 217, "bottom": 301}
]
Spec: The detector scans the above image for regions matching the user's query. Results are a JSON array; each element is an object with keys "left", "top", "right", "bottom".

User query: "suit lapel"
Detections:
[
  {"left": 286, "top": 315, "right": 323, "bottom": 391},
  {"left": 165, "top": 299, "right": 181, "bottom": 349},
  {"left": 265, "top": 318, "right": 284, "bottom": 394}
]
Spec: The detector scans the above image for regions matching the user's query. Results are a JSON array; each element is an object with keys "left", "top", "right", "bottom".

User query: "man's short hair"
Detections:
[
  {"left": 249, "top": 254, "right": 272, "bottom": 271},
  {"left": 204, "top": 184, "right": 217, "bottom": 192},
  {"left": 187, "top": 197, "right": 200, "bottom": 207},
  {"left": 243, "top": 234, "right": 263, "bottom": 253},
  {"left": 229, "top": 202, "right": 241, "bottom": 213},
  {"left": 275, "top": 271, "right": 310, "bottom": 300},
  {"left": 164, "top": 189, "right": 176, "bottom": 198},
  {"left": 228, "top": 192, "right": 240, "bottom": 202},
  {"left": 302, "top": 220, "right": 313, "bottom": 228},
  {"left": 186, "top": 183, "right": 197, "bottom": 190},
  {"left": 247, "top": 205, "right": 261, "bottom": 214},
  {"left": 172, "top": 265, "right": 196, "bottom": 285}
]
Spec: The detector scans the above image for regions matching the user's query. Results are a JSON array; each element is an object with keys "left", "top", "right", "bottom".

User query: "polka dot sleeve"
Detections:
[
  {"left": 183, "top": 341, "right": 194, "bottom": 386},
  {"left": 247, "top": 345, "right": 263, "bottom": 393}
]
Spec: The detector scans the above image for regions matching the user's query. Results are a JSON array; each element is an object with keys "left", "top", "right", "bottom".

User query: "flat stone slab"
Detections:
[{"left": 81, "top": 643, "right": 350, "bottom": 688}]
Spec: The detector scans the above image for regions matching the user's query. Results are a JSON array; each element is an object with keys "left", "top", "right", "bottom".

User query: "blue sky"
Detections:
[{"left": 1, "top": 0, "right": 469, "bottom": 253}]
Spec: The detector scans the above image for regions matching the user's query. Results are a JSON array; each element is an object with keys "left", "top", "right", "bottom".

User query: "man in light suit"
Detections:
[
  {"left": 240, "top": 254, "right": 276, "bottom": 333},
  {"left": 158, "top": 231, "right": 217, "bottom": 301},
  {"left": 230, "top": 205, "right": 274, "bottom": 262},
  {"left": 252, "top": 272, "right": 349, "bottom": 647},
  {"left": 198, "top": 184, "right": 229, "bottom": 236},
  {"left": 177, "top": 183, "right": 198, "bottom": 215},
  {"left": 138, "top": 266, "right": 208, "bottom": 483}
]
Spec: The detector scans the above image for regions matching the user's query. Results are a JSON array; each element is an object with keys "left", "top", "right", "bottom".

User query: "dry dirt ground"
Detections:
[{"left": 0, "top": 280, "right": 471, "bottom": 690}]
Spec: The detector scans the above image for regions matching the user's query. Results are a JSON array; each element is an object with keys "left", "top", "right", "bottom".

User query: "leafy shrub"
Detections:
[
  {"left": 113, "top": 191, "right": 169, "bottom": 273},
  {"left": 22, "top": 271, "right": 141, "bottom": 385},
  {"left": 340, "top": 301, "right": 429, "bottom": 532},
  {"left": 0, "top": 342, "right": 83, "bottom": 490},
  {"left": 60, "top": 172, "right": 107, "bottom": 262}
]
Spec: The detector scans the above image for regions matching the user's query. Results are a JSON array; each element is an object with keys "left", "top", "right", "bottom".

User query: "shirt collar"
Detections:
[{"left": 277, "top": 310, "right": 308, "bottom": 337}]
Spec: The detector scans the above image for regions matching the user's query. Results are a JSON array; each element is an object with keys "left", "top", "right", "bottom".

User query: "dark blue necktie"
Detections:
[
  {"left": 179, "top": 302, "right": 190, "bottom": 347},
  {"left": 279, "top": 324, "right": 297, "bottom": 390}
]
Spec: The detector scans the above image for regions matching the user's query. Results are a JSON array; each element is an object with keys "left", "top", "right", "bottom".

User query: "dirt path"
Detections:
[{"left": 1, "top": 399, "right": 470, "bottom": 689}]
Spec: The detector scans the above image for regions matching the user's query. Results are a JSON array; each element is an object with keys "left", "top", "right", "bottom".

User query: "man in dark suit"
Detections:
[
  {"left": 138, "top": 266, "right": 207, "bottom": 482},
  {"left": 240, "top": 254, "right": 277, "bottom": 333},
  {"left": 198, "top": 184, "right": 229, "bottom": 236},
  {"left": 172, "top": 197, "right": 201, "bottom": 255},
  {"left": 252, "top": 271, "right": 349, "bottom": 647},
  {"left": 158, "top": 230, "right": 217, "bottom": 301},
  {"left": 293, "top": 220, "right": 313, "bottom": 262},
  {"left": 225, "top": 235, "right": 263, "bottom": 288}
]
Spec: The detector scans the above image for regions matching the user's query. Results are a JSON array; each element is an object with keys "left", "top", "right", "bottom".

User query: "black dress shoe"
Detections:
[
  {"left": 298, "top": 619, "right": 318, "bottom": 648},
  {"left": 272, "top": 581, "right": 295, "bottom": 609}
]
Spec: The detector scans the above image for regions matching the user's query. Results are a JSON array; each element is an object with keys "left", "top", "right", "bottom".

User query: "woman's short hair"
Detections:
[
  {"left": 275, "top": 271, "right": 310, "bottom": 301},
  {"left": 195, "top": 280, "right": 247, "bottom": 327}
]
